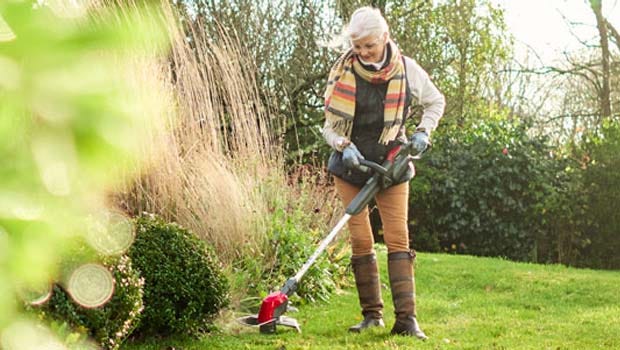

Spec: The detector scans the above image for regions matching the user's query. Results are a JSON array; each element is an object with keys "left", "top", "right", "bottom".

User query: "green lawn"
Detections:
[{"left": 125, "top": 246, "right": 620, "bottom": 349}]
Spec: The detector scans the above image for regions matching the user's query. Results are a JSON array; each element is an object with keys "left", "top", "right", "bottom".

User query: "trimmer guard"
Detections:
[{"left": 237, "top": 314, "right": 301, "bottom": 333}]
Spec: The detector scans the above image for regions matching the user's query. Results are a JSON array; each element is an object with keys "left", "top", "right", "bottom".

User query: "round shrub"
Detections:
[
  {"left": 129, "top": 213, "right": 229, "bottom": 336},
  {"left": 35, "top": 255, "right": 144, "bottom": 350}
]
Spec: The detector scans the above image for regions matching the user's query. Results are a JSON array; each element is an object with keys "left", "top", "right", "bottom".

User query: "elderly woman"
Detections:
[{"left": 322, "top": 6, "right": 445, "bottom": 339}]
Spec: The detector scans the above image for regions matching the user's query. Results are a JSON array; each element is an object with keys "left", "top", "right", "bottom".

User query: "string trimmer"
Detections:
[{"left": 238, "top": 140, "right": 427, "bottom": 334}]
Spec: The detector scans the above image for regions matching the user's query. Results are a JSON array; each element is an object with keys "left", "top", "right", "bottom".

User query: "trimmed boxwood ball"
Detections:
[{"left": 129, "top": 213, "right": 229, "bottom": 336}]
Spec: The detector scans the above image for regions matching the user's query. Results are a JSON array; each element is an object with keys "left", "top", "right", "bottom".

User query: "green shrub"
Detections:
[
  {"left": 34, "top": 255, "right": 144, "bottom": 350},
  {"left": 579, "top": 123, "right": 620, "bottom": 269},
  {"left": 410, "top": 118, "right": 556, "bottom": 261},
  {"left": 533, "top": 155, "right": 590, "bottom": 266},
  {"left": 410, "top": 118, "right": 620, "bottom": 269},
  {"left": 229, "top": 166, "right": 349, "bottom": 308},
  {"left": 129, "top": 213, "right": 230, "bottom": 336},
  {"left": 252, "top": 206, "right": 350, "bottom": 304}
]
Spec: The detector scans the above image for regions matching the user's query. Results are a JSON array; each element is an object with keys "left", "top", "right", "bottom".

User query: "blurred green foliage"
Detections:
[
  {"left": 34, "top": 255, "right": 144, "bottom": 350},
  {"left": 0, "top": 0, "right": 167, "bottom": 344}
]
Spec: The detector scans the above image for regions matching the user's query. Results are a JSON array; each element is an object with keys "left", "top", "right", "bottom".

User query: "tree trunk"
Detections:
[
  {"left": 590, "top": 0, "right": 612, "bottom": 118},
  {"left": 606, "top": 19, "right": 620, "bottom": 52}
]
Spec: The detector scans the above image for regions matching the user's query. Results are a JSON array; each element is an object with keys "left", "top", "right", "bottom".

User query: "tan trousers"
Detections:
[{"left": 334, "top": 177, "right": 410, "bottom": 256}]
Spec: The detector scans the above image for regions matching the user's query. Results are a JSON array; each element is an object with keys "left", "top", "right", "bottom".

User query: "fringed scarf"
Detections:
[{"left": 324, "top": 39, "right": 407, "bottom": 145}]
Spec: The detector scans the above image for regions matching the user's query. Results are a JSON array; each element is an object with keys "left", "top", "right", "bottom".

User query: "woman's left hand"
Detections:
[{"left": 410, "top": 131, "right": 430, "bottom": 153}]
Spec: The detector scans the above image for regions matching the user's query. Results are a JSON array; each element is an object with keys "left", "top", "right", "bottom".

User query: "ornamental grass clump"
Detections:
[
  {"left": 113, "top": 0, "right": 280, "bottom": 268},
  {"left": 129, "top": 213, "right": 230, "bottom": 336}
]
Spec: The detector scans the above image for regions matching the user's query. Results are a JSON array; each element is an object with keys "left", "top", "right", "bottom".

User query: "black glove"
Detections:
[
  {"left": 410, "top": 129, "right": 430, "bottom": 154},
  {"left": 342, "top": 143, "right": 365, "bottom": 170}
]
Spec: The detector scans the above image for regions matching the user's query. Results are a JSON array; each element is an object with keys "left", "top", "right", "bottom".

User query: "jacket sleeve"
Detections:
[
  {"left": 404, "top": 57, "right": 445, "bottom": 135},
  {"left": 322, "top": 119, "right": 348, "bottom": 152}
]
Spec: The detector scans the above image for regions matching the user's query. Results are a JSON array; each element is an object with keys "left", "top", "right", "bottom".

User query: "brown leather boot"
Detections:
[
  {"left": 388, "top": 251, "right": 428, "bottom": 340},
  {"left": 348, "top": 253, "right": 385, "bottom": 333}
]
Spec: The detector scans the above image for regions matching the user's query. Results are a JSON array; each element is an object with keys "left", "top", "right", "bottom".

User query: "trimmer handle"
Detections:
[
  {"left": 345, "top": 142, "right": 428, "bottom": 216},
  {"left": 358, "top": 159, "right": 389, "bottom": 177}
]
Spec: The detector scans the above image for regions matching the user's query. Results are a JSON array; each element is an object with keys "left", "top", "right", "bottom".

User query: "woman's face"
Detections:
[{"left": 351, "top": 33, "right": 387, "bottom": 63}]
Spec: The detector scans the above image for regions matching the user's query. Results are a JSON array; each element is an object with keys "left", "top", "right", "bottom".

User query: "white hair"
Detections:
[{"left": 346, "top": 6, "right": 389, "bottom": 41}]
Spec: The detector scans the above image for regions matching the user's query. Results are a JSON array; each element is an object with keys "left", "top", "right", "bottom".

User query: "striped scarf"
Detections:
[{"left": 324, "top": 40, "right": 406, "bottom": 145}]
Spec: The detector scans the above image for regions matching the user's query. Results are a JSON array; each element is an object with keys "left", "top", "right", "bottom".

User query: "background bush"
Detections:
[
  {"left": 34, "top": 255, "right": 144, "bottom": 350},
  {"left": 578, "top": 123, "right": 620, "bottom": 269},
  {"left": 410, "top": 117, "right": 556, "bottom": 261},
  {"left": 407, "top": 117, "right": 620, "bottom": 270},
  {"left": 533, "top": 155, "right": 590, "bottom": 267},
  {"left": 129, "top": 213, "right": 229, "bottom": 336}
]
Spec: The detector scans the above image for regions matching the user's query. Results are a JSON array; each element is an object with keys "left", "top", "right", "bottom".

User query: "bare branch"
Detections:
[
  {"left": 543, "top": 112, "right": 620, "bottom": 124},
  {"left": 557, "top": 9, "right": 600, "bottom": 48},
  {"left": 606, "top": 19, "right": 620, "bottom": 52},
  {"left": 590, "top": 0, "right": 612, "bottom": 118}
]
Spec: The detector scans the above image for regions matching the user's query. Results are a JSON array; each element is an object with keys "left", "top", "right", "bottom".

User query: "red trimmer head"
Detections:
[
  {"left": 256, "top": 291, "right": 290, "bottom": 333},
  {"left": 237, "top": 279, "right": 300, "bottom": 333},
  {"left": 257, "top": 291, "right": 288, "bottom": 324}
]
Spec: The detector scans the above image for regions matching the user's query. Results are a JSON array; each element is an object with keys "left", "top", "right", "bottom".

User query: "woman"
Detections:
[{"left": 322, "top": 6, "right": 445, "bottom": 339}]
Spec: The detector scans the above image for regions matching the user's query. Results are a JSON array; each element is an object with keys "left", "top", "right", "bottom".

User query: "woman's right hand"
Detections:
[
  {"left": 335, "top": 137, "right": 351, "bottom": 152},
  {"left": 342, "top": 143, "right": 365, "bottom": 169}
]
